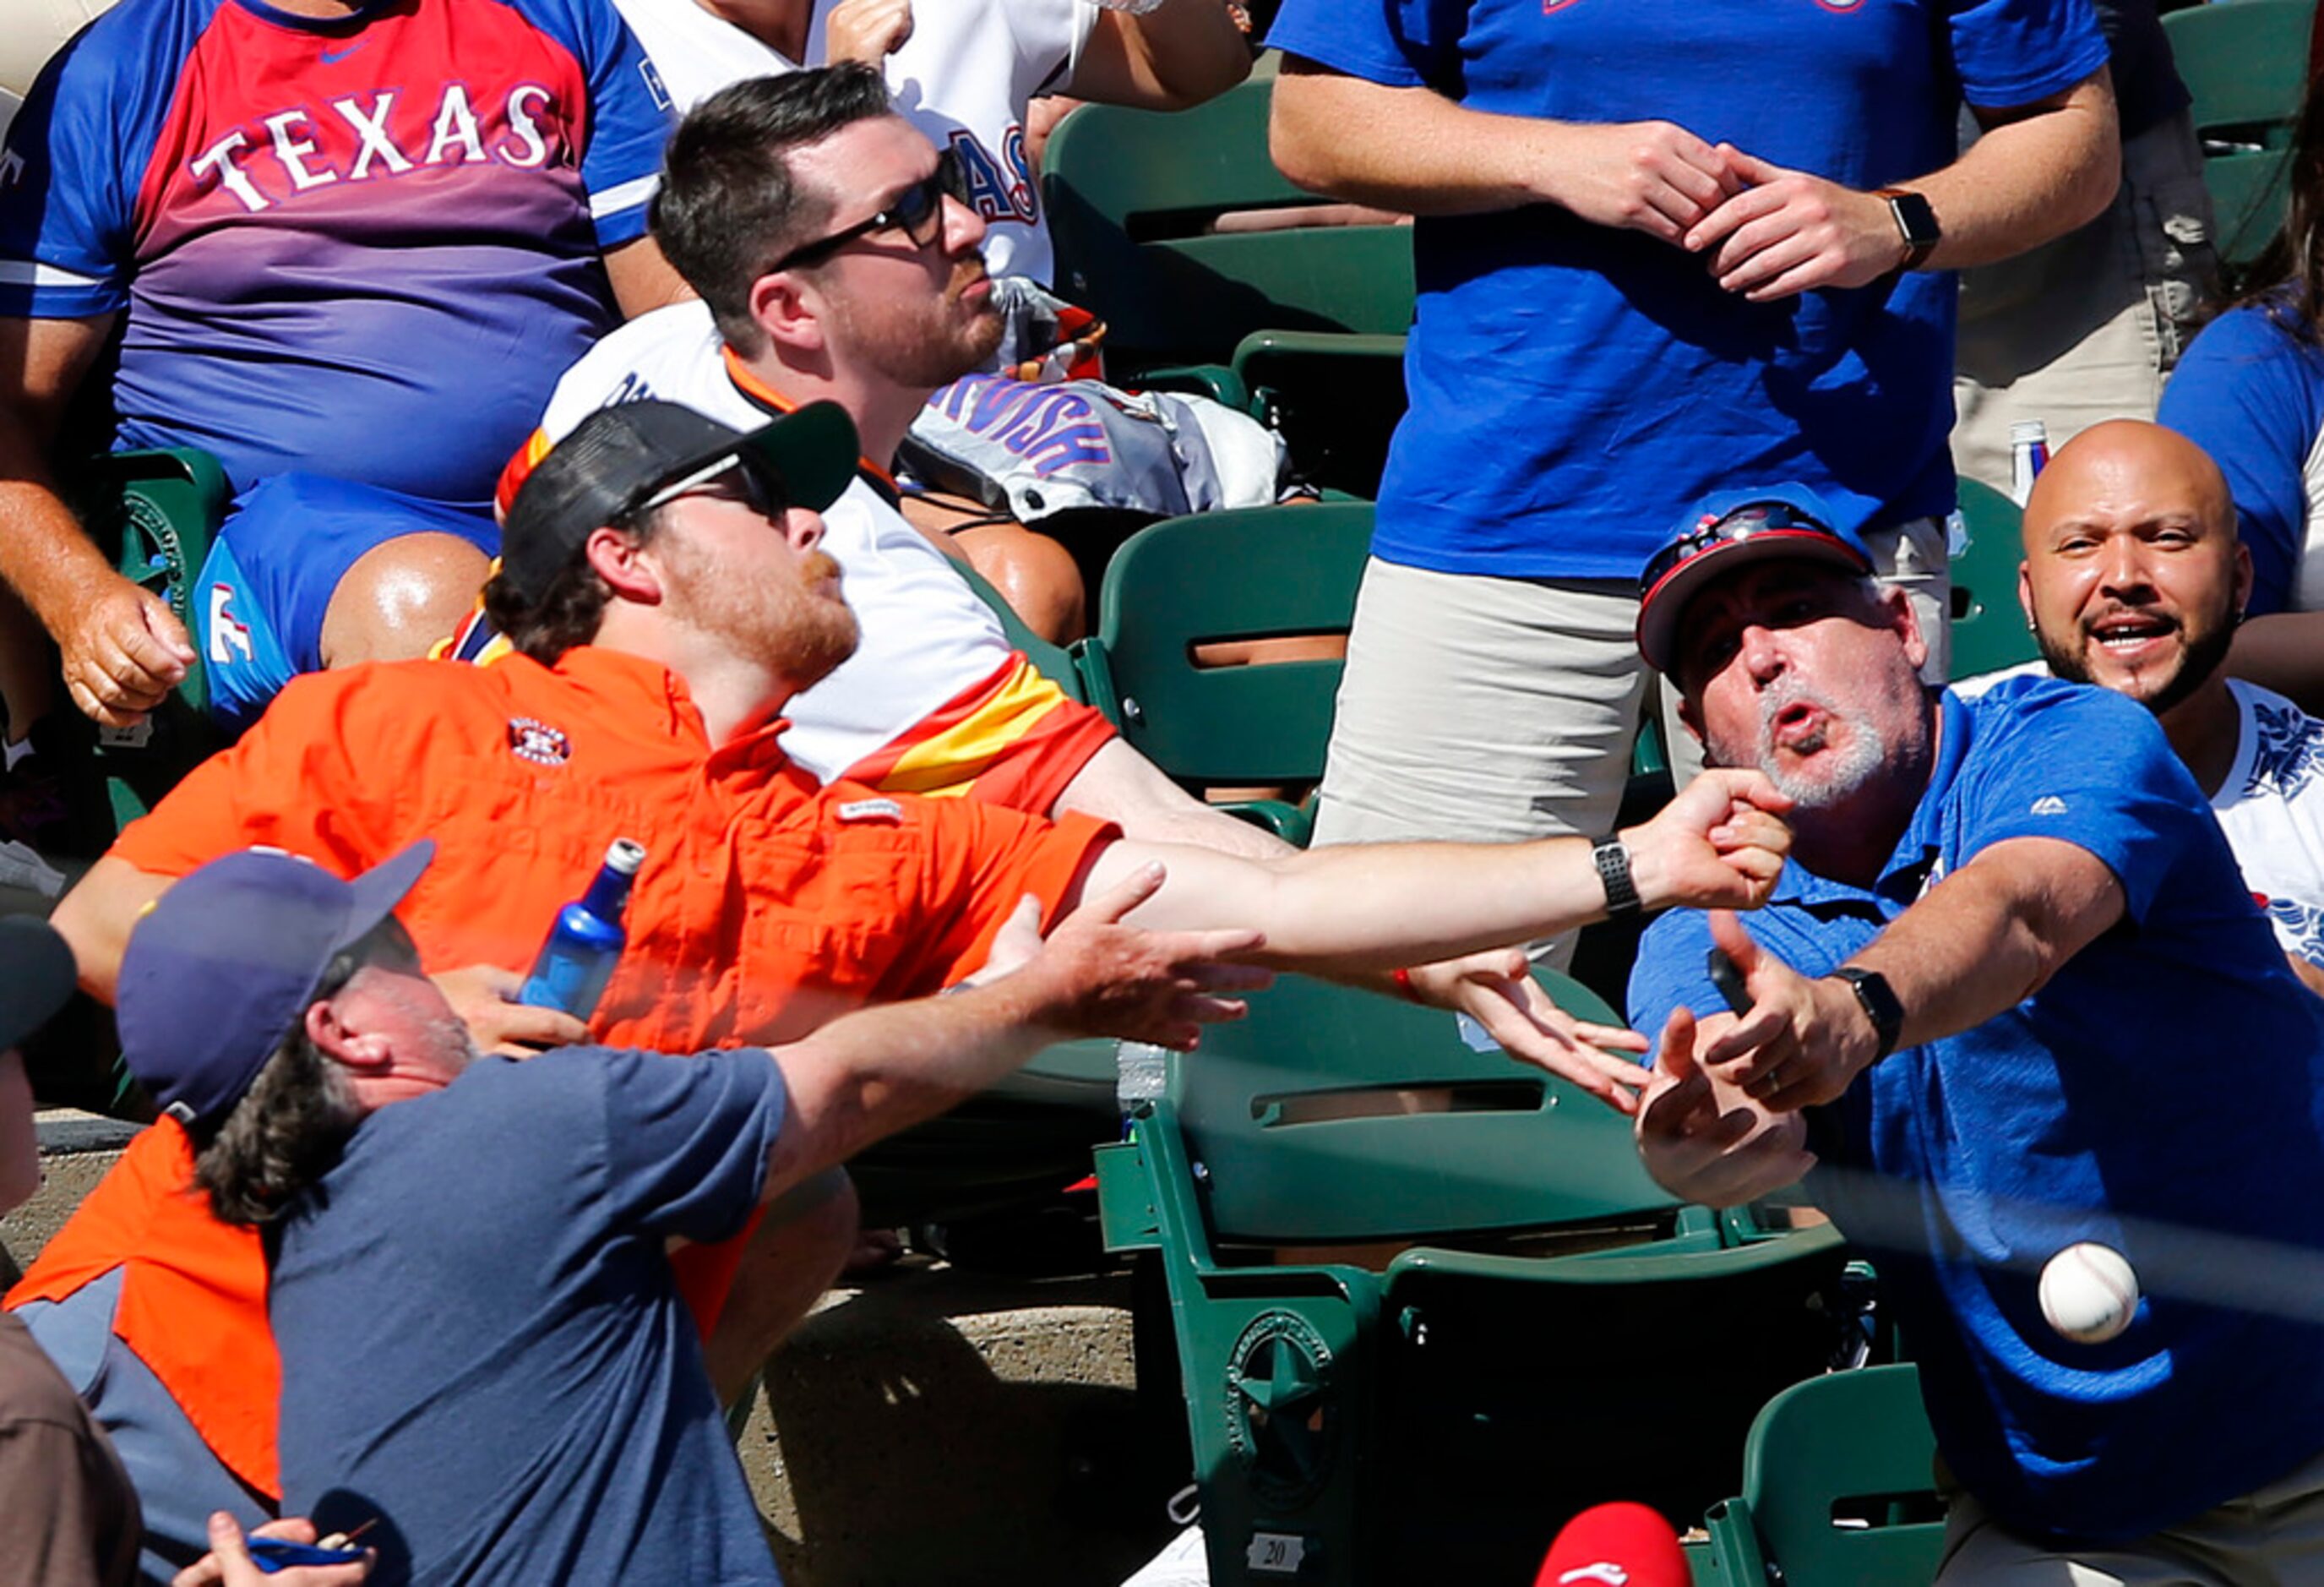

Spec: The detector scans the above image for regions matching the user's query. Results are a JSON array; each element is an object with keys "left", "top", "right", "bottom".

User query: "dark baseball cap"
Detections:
[
  {"left": 499, "top": 399, "right": 860, "bottom": 605},
  {"left": 1636, "top": 484, "right": 1876, "bottom": 675},
  {"left": 117, "top": 843, "right": 435, "bottom": 1129},
  {"left": 0, "top": 917, "right": 76, "bottom": 1055}
]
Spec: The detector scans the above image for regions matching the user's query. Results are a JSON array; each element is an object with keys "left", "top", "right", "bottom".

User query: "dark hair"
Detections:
[
  {"left": 651, "top": 64, "right": 897, "bottom": 352},
  {"left": 482, "top": 503, "right": 670, "bottom": 664},
  {"left": 192, "top": 948, "right": 367, "bottom": 1226},
  {"left": 2217, "top": 83, "right": 2324, "bottom": 341}
]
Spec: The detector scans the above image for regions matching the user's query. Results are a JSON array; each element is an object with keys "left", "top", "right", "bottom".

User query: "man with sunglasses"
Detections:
[
  {"left": 29, "top": 398, "right": 1793, "bottom": 1565},
  {"left": 1624, "top": 483, "right": 2324, "bottom": 1576}
]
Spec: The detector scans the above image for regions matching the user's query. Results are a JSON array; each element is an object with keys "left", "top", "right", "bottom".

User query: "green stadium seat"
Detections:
[
  {"left": 1097, "top": 971, "right": 1853, "bottom": 1585},
  {"left": 1699, "top": 1364, "right": 1944, "bottom": 1587},
  {"left": 1071, "top": 502, "right": 1373, "bottom": 843},
  {"left": 2164, "top": 0, "right": 2316, "bottom": 268},
  {"left": 54, "top": 447, "right": 231, "bottom": 843},
  {"left": 1948, "top": 477, "right": 2039, "bottom": 681},
  {"left": 1041, "top": 80, "right": 1416, "bottom": 495}
]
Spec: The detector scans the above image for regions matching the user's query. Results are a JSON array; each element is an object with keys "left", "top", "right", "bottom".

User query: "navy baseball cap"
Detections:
[
  {"left": 1636, "top": 485, "right": 1876, "bottom": 675},
  {"left": 0, "top": 917, "right": 77, "bottom": 1055},
  {"left": 500, "top": 400, "right": 859, "bottom": 606},
  {"left": 117, "top": 843, "right": 435, "bottom": 1129}
]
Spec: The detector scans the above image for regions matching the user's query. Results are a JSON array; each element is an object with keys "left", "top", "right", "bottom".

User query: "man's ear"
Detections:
[
  {"left": 1676, "top": 692, "right": 1706, "bottom": 748},
  {"left": 2016, "top": 560, "right": 2035, "bottom": 630},
  {"left": 1882, "top": 582, "right": 1929, "bottom": 674},
  {"left": 2234, "top": 541, "right": 2255, "bottom": 621},
  {"left": 305, "top": 990, "right": 390, "bottom": 1074},
  {"left": 749, "top": 270, "right": 827, "bottom": 360},
  {"left": 583, "top": 525, "right": 664, "bottom": 605}
]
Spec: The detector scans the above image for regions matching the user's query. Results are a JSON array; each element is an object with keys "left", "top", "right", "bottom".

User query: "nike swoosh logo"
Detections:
[{"left": 319, "top": 41, "right": 367, "bottom": 63}]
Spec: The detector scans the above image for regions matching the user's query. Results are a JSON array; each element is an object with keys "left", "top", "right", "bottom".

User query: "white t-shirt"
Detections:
[
  {"left": 534, "top": 299, "right": 1017, "bottom": 783},
  {"left": 609, "top": 0, "right": 1094, "bottom": 282},
  {"left": 2212, "top": 679, "right": 2324, "bottom": 968}
]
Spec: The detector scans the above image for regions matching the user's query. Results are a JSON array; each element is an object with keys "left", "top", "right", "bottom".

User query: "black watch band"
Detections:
[
  {"left": 1875, "top": 186, "right": 1940, "bottom": 272},
  {"left": 1828, "top": 967, "right": 1904, "bottom": 1063},
  {"left": 1593, "top": 836, "right": 1640, "bottom": 917}
]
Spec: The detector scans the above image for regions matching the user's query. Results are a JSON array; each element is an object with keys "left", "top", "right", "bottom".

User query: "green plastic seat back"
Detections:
[
  {"left": 1042, "top": 79, "right": 1416, "bottom": 370},
  {"left": 2164, "top": 0, "right": 2315, "bottom": 266},
  {"left": 1727, "top": 1364, "right": 1944, "bottom": 1586},
  {"left": 1085, "top": 502, "right": 1371, "bottom": 789},
  {"left": 1949, "top": 477, "right": 2038, "bottom": 679},
  {"left": 72, "top": 447, "right": 230, "bottom": 717},
  {"left": 1169, "top": 971, "right": 1677, "bottom": 1246}
]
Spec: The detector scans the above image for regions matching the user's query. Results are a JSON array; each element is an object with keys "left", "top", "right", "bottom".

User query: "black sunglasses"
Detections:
[
  {"left": 767, "top": 150, "right": 970, "bottom": 273},
  {"left": 1639, "top": 499, "right": 1836, "bottom": 595},
  {"left": 626, "top": 458, "right": 787, "bottom": 524}
]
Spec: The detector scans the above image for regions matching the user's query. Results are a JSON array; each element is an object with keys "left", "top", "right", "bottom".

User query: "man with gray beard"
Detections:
[{"left": 1619, "top": 484, "right": 2324, "bottom": 1575}]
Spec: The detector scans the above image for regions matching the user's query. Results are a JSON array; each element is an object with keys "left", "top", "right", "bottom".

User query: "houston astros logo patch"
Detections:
[{"left": 508, "top": 717, "right": 572, "bottom": 766}]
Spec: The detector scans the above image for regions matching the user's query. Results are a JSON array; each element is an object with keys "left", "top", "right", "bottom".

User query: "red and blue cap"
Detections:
[
  {"left": 1636, "top": 485, "right": 1875, "bottom": 676},
  {"left": 117, "top": 843, "right": 436, "bottom": 1129},
  {"left": 1534, "top": 1501, "right": 1690, "bottom": 1587}
]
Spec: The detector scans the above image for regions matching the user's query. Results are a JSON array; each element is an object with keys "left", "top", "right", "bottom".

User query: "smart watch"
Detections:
[
  {"left": 1874, "top": 187, "right": 1941, "bottom": 272},
  {"left": 1827, "top": 967, "right": 1904, "bottom": 1063},
  {"left": 1592, "top": 836, "right": 1641, "bottom": 917}
]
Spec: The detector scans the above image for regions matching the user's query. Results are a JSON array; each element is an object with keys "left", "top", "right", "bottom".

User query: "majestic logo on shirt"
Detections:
[
  {"left": 1556, "top": 1568, "right": 1630, "bottom": 1586},
  {"left": 949, "top": 128, "right": 1037, "bottom": 227},
  {"left": 184, "top": 84, "right": 574, "bottom": 216},
  {"left": 836, "top": 797, "right": 905, "bottom": 824},
  {"left": 2029, "top": 795, "right": 2069, "bottom": 815},
  {"left": 508, "top": 717, "right": 572, "bottom": 766}
]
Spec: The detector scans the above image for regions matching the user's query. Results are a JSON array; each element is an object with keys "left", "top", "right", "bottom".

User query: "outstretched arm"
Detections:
[
  {"left": 1079, "top": 766, "right": 1791, "bottom": 977},
  {"left": 760, "top": 862, "right": 1269, "bottom": 1200},
  {"left": 1700, "top": 836, "right": 2125, "bottom": 1110}
]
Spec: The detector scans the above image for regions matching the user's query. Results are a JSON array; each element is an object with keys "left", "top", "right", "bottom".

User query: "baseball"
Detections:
[{"left": 2039, "top": 1241, "right": 2140, "bottom": 1344}]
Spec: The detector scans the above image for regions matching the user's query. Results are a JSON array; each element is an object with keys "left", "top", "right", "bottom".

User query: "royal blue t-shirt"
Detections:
[
  {"left": 1630, "top": 678, "right": 2324, "bottom": 1543},
  {"left": 2158, "top": 297, "right": 2324, "bottom": 617},
  {"left": 0, "top": 0, "right": 672, "bottom": 505},
  {"left": 1265, "top": 0, "right": 2108, "bottom": 581},
  {"left": 271, "top": 1045, "right": 789, "bottom": 1585}
]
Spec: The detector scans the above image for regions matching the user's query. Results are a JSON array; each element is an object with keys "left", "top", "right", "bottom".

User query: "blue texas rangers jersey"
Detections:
[{"left": 0, "top": 0, "right": 674, "bottom": 507}]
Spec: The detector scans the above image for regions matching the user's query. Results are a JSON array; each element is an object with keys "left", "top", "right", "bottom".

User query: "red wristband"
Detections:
[{"left": 1391, "top": 968, "right": 1423, "bottom": 1004}]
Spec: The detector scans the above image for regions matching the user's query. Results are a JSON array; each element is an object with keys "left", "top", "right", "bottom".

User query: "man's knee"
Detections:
[
  {"left": 952, "top": 523, "right": 1086, "bottom": 645},
  {"left": 319, "top": 532, "right": 492, "bottom": 668}
]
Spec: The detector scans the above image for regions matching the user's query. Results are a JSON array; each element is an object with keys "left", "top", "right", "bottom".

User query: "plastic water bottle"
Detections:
[
  {"left": 519, "top": 838, "right": 645, "bottom": 1019},
  {"left": 2010, "top": 420, "right": 2050, "bottom": 507},
  {"left": 1116, "top": 1040, "right": 1170, "bottom": 1137}
]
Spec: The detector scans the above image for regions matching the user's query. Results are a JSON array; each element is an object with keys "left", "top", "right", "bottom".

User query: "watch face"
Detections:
[{"left": 1891, "top": 190, "right": 1940, "bottom": 248}]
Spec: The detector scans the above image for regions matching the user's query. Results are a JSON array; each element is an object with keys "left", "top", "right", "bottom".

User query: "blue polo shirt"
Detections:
[
  {"left": 1267, "top": 0, "right": 2106, "bottom": 581},
  {"left": 1630, "top": 677, "right": 2324, "bottom": 1543}
]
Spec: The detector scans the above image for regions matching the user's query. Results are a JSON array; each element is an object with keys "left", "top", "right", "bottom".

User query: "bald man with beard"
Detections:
[{"left": 2019, "top": 419, "right": 2324, "bottom": 991}]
